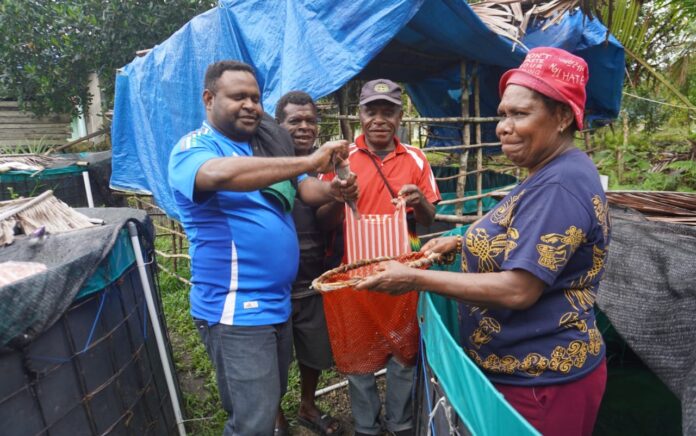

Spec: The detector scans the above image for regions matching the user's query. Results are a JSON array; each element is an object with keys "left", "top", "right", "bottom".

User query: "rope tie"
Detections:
[{"left": 427, "top": 395, "right": 462, "bottom": 436}]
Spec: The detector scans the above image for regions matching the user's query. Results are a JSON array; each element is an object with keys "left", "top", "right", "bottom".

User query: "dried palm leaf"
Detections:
[
  {"left": 511, "top": 2, "right": 524, "bottom": 22},
  {"left": 0, "top": 154, "right": 67, "bottom": 167},
  {"left": 607, "top": 191, "right": 696, "bottom": 226},
  {"left": 0, "top": 190, "right": 94, "bottom": 245},
  {"left": 0, "top": 154, "right": 74, "bottom": 173},
  {"left": 0, "top": 218, "right": 16, "bottom": 246},
  {"left": 469, "top": 0, "right": 608, "bottom": 46}
]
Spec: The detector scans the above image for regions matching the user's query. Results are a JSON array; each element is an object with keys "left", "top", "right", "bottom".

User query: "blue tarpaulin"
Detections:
[{"left": 111, "top": 0, "right": 624, "bottom": 219}]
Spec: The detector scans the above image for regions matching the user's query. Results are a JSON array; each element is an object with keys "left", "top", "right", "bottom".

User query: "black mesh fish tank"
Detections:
[
  {"left": 0, "top": 208, "right": 184, "bottom": 435},
  {"left": 0, "top": 151, "right": 125, "bottom": 208}
]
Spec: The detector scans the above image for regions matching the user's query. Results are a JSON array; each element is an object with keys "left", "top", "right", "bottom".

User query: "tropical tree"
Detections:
[
  {"left": 597, "top": 0, "right": 696, "bottom": 109},
  {"left": 0, "top": 0, "right": 214, "bottom": 116}
]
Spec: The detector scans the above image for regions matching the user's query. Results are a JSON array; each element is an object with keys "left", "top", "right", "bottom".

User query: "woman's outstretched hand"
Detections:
[
  {"left": 421, "top": 235, "right": 459, "bottom": 257},
  {"left": 354, "top": 260, "right": 417, "bottom": 295}
]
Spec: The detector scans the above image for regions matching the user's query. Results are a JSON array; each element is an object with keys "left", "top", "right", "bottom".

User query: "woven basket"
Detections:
[{"left": 312, "top": 252, "right": 437, "bottom": 292}]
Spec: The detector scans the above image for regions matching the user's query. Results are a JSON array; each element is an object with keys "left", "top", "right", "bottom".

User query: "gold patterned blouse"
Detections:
[{"left": 458, "top": 149, "right": 610, "bottom": 385}]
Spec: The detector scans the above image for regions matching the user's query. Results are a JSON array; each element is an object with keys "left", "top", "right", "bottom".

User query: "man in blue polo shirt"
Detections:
[{"left": 168, "top": 60, "right": 356, "bottom": 436}]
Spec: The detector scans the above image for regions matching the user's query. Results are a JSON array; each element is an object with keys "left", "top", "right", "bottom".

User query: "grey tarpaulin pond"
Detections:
[
  {"left": 0, "top": 208, "right": 182, "bottom": 434},
  {"left": 598, "top": 207, "right": 696, "bottom": 435}
]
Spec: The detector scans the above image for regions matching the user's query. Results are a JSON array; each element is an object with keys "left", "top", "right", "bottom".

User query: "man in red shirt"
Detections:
[{"left": 319, "top": 79, "right": 441, "bottom": 436}]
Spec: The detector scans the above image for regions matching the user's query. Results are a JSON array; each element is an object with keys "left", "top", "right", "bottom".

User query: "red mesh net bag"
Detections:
[{"left": 314, "top": 252, "right": 435, "bottom": 374}]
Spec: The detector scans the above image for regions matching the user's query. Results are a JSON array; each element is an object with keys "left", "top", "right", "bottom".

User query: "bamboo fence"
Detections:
[{"left": 321, "top": 61, "right": 514, "bottom": 233}]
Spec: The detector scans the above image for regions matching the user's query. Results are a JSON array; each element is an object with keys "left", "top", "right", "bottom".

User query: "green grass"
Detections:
[{"left": 154, "top": 236, "right": 225, "bottom": 434}]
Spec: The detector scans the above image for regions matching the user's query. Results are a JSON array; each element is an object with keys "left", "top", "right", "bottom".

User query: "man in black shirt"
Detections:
[{"left": 274, "top": 91, "right": 343, "bottom": 436}]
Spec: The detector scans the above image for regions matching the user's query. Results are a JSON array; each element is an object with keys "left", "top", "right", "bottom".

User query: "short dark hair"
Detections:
[
  {"left": 538, "top": 92, "right": 578, "bottom": 133},
  {"left": 275, "top": 91, "right": 318, "bottom": 122},
  {"left": 204, "top": 60, "right": 255, "bottom": 93}
]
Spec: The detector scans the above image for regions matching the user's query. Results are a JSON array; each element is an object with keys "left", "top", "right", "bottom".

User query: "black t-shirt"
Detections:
[{"left": 291, "top": 194, "right": 326, "bottom": 298}]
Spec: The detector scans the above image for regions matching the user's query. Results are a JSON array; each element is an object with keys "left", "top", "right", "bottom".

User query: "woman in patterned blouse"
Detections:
[{"left": 356, "top": 47, "right": 611, "bottom": 436}]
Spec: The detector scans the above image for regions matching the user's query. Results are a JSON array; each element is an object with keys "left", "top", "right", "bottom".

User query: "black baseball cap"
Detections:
[{"left": 359, "top": 79, "right": 402, "bottom": 106}]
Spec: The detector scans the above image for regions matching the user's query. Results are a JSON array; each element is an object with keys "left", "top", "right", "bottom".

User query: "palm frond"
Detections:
[
  {"left": 469, "top": 1, "right": 608, "bottom": 46},
  {"left": 597, "top": 0, "right": 695, "bottom": 105},
  {"left": 623, "top": 46, "right": 696, "bottom": 109}
]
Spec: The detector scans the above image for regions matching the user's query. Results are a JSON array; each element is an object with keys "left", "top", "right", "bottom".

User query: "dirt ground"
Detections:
[
  {"left": 289, "top": 375, "right": 387, "bottom": 436},
  {"left": 291, "top": 385, "right": 354, "bottom": 435}
]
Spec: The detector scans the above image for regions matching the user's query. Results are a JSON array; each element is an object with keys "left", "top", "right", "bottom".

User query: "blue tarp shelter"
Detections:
[
  {"left": 109, "top": 3, "right": 626, "bottom": 433},
  {"left": 111, "top": 0, "right": 624, "bottom": 219}
]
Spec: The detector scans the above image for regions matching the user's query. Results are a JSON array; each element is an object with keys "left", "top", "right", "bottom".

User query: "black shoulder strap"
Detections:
[
  {"left": 250, "top": 113, "right": 294, "bottom": 158},
  {"left": 363, "top": 150, "right": 397, "bottom": 199},
  {"left": 362, "top": 148, "right": 418, "bottom": 236}
]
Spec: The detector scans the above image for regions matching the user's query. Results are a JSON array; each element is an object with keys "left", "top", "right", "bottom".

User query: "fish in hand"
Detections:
[{"left": 334, "top": 155, "right": 360, "bottom": 220}]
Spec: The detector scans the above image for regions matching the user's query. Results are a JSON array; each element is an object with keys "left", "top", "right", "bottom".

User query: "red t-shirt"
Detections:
[
  {"left": 320, "top": 134, "right": 441, "bottom": 214},
  {"left": 319, "top": 134, "right": 442, "bottom": 373}
]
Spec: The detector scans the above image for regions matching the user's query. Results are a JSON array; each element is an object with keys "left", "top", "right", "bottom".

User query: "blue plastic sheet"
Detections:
[
  {"left": 397, "top": 4, "right": 625, "bottom": 145},
  {"left": 111, "top": 0, "right": 624, "bottom": 219}
]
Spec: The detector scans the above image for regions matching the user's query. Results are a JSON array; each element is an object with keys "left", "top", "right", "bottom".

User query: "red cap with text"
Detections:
[{"left": 499, "top": 47, "right": 588, "bottom": 130}]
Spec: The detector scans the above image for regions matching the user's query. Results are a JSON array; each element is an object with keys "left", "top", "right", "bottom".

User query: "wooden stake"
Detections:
[
  {"left": 456, "top": 61, "right": 470, "bottom": 222},
  {"left": 474, "top": 64, "right": 483, "bottom": 217},
  {"left": 323, "top": 114, "right": 499, "bottom": 123},
  {"left": 334, "top": 89, "right": 353, "bottom": 142},
  {"left": 620, "top": 110, "right": 627, "bottom": 184},
  {"left": 434, "top": 214, "right": 480, "bottom": 224}
]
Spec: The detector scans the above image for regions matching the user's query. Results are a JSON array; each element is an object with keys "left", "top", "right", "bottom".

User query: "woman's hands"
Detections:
[
  {"left": 421, "top": 235, "right": 460, "bottom": 258},
  {"left": 354, "top": 260, "right": 418, "bottom": 295},
  {"left": 355, "top": 235, "right": 461, "bottom": 295}
]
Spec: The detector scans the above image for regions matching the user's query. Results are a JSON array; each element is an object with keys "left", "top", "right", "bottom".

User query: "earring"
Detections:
[{"left": 558, "top": 125, "right": 565, "bottom": 133}]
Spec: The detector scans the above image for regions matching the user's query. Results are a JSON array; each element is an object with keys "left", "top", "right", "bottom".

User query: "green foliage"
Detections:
[
  {"left": 153, "top": 236, "right": 224, "bottom": 434},
  {"left": 423, "top": 151, "right": 454, "bottom": 166},
  {"left": 665, "top": 159, "right": 696, "bottom": 189},
  {"left": 0, "top": 1, "right": 95, "bottom": 115},
  {"left": 596, "top": 0, "right": 696, "bottom": 193},
  {"left": 5, "top": 187, "right": 19, "bottom": 200},
  {"left": 158, "top": 272, "right": 226, "bottom": 434},
  {"left": 591, "top": 125, "right": 696, "bottom": 192},
  {"left": 0, "top": 137, "right": 54, "bottom": 155},
  {"left": 0, "top": 0, "right": 214, "bottom": 116},
  {"left": 598, "top": 0, "right": 696, "bottom": 109}
]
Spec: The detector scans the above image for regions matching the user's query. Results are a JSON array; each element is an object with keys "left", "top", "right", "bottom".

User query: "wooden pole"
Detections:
[
  {"left": 455, "top": 61, "right": 470, "bottom": 222},
  {"left": 434, "top": 214, "right": 480, "bottom": 224},
  {"left": 44, "top": 128, "right": 107, "bottom": 155},
  {"left": 424, "top": 142, "right": 501, "bottom": 152},
  {"left": 405, "top": 94, "right": 413, "bottom": 144},
  {"left": 584, "top": 130, "right": 592, "bottom": 156},
  {"left": 437, "top": 184, "right": 518, "bottom": 205},
  {"left": 620, "top": 110, "right": 627, "bottom": 184},
  {"left": 474, "top": 64, "right": 483, "bottom": 217},
  {"left": 334, "top": 89, "right": 353, "bottom": 142},
  {"left": 435, "top": 165, "right": 517, "bottom": 180}
]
